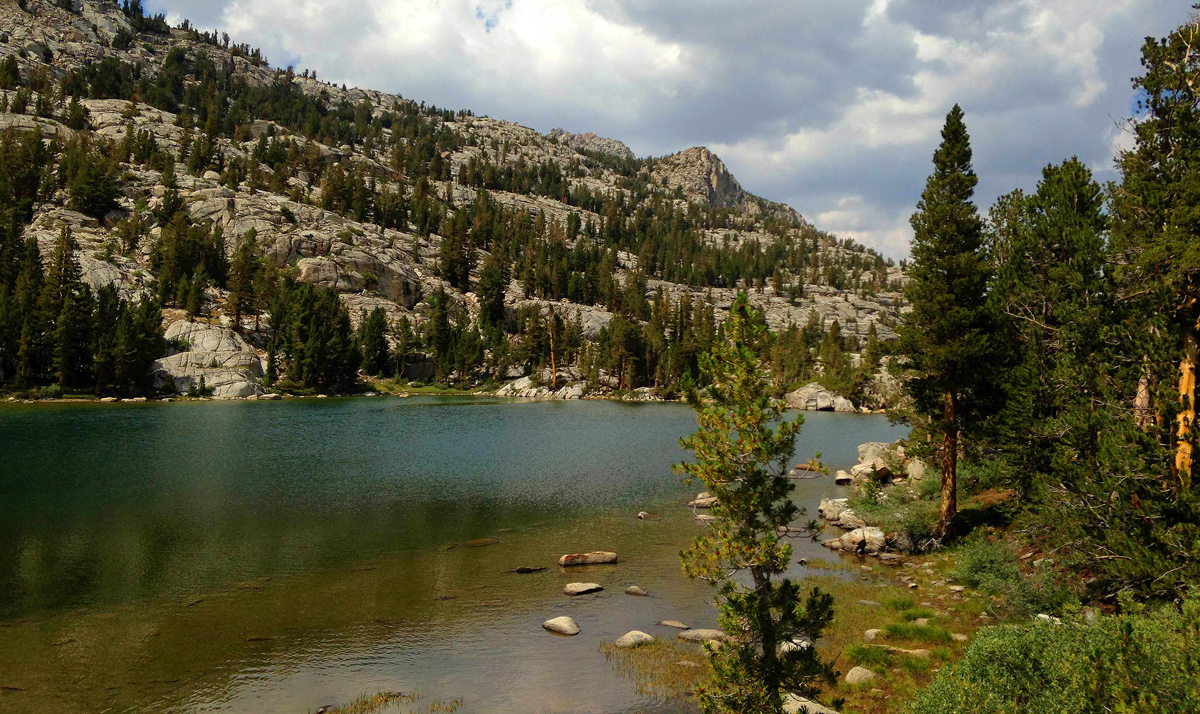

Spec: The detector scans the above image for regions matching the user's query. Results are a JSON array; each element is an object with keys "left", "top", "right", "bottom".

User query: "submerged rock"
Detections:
[
  {"left": 542, "top": 616, "right": 580, "bottom": 636},
  {"left": 625, "top": 585, "right": 649, "bottom": 597},
  {"left": 658, "top": 620, "right": 690, "bottom": 630},
  {"left": 558, "top": 551, "right": 618, "bottom": 567},
  {"left": 563, "top": 582, "right": 603, "bottom": 596}
]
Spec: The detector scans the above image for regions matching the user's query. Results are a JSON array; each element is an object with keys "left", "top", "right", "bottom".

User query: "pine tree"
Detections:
[
  {"left": 14, "top": 237, "right": 45, "bottom": 386},
  {"left": 227, "top": 230, "right": 259, "bottom": 328},
  {"left": 1111, "top": 13, "right": 1200, "bottom": 490},
  {"left": 54, "top": 284, "right": 94, "bottom": 388},
  {"left": 900, "top": 105, "right": 999, "bottom": 539},
  {"left": 990, "top": 159, "right": 1109, "bottom": 498},
  {"left": 393, "top": 315, "right": 413, "bottom": 379},
  {"left": 358, "top": 307, "right": 389, "bottom": 376},
  {"left": 677, "top": 293, "right": 836, "bottom": 714}
]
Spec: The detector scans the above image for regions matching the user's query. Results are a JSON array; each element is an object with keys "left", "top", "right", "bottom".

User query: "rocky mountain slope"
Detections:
[{"left": 0, "top": 0, "right": 906, "bottom": 400}]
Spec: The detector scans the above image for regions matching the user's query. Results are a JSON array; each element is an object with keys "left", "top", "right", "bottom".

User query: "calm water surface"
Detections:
[{"left": 0, "top": 397, "right": 908, "bottom": 714}]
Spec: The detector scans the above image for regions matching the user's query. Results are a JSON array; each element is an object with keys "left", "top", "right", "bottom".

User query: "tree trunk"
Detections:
[
  {"left": 1135, "top": 360, "right": 1154, "bottom": 432},
  {"left": 1178, "top": 328, "right": 1198, "bottom": 490},
  {"left": 935, "top": 390, "right": 958, "bottom": 539}
]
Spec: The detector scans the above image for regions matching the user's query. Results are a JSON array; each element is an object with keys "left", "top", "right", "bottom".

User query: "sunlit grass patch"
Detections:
[
  {"left": 847, "top": 643, "right": 892, "bottom": 670},
  {"left": 896, "top": 654, "right": 932, "bottom": 673},
  {"left": 898, "top": 607, "right": 936, "bottom": 621},
  {"left": 885, "top": 596, "right": 915, "bottom": 611},
  {"left": 884, "top": 622, "right": 953, "bottom": 644}
]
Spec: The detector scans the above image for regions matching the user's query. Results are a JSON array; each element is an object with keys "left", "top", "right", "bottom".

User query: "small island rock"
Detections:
[
  {"left": 558, "top": 551, "right": 618, "bottom": 567},
  {"left": 542, "top": 616, "right": 580, "bottom": 636}
]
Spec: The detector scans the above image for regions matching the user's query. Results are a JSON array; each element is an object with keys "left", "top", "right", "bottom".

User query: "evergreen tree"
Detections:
[
  {"left": 899, "top": 105, "right": 999, "bottom": 539},
  {"left": 1112, "top": 14, "right": 1200, "bottom": 490},
  {"left": 54, "top": 285, "right": 94, "bottom": 388},
  {"left": 393, "top": 315, "right": 414, "bottom": 379},
  {"left": 676, "top": 293, "right": 835, "bottom": 714},
  {"left": 990, "top": 160, "right": 1109, "bottom": 498},
  {"left": 358, "top": 307, "right": 390, "bottom": 376},
  {"left": 14, "top": 237, "right": 45, "bottom": 386},
  {"left": 227, "top": 230, "right": 259, "bottom": 328},
  {"left": 477, "top": 250, "right": 508, "bottom": 327}
]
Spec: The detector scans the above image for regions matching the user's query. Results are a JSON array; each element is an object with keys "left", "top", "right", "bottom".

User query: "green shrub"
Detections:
[
  {"left": 906, "top": 598, "right": 1200, "bottom": 714},
  {"left": 848, "top": 477, "right": 943, "bottom": 553},
  {"left": 953, "top": 535, "right": 1073, "bottom": 616}
]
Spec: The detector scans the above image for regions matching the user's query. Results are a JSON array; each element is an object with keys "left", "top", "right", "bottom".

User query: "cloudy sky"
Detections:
[{"left": 148, "top": 0, "right": 1186, "bottom": 258}]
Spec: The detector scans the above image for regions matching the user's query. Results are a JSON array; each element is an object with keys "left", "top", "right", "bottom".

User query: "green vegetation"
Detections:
[
  {"left": 675, "top": 294, "right": 836, "bottom": 714},
  {"left": 0, "top": 224, "right": 162, "bottom": 395},
  {"left": 906, "top": 598, "right": 1200, "bottom": 714},
  {"left": 899, "top": 105, "right": 1001, "bottom": 539}
]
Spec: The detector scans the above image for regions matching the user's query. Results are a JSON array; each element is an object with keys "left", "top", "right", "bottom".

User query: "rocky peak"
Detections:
[
  {"left": 546, "top": 128, "right": 636, "bottom": 161},
  {"left": 651, "top": 146, "right": 746, "bottom": 208}
]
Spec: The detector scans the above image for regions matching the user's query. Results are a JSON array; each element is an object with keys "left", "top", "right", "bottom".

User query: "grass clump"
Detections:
[
  {"left": 898, "top": 608, "right": 936, "bottom": 622},
  {"left": 884, "top": 622, "right": 954, "bottom": 644},
  {"left": 847, "top": 644, "right": 892, "bottom": 670},
  {"left": 885, "top": 597, "right": 915, "bottom": 611}
]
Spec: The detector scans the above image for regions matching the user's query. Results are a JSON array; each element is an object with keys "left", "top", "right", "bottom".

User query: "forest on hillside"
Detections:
[{"left": 0, "top": 0, "right": 897, "bottom": 400}]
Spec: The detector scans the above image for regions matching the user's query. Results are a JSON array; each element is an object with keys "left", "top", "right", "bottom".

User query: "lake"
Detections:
[{"left": 0, "top": 397, "right": 908, "bottom": 714}]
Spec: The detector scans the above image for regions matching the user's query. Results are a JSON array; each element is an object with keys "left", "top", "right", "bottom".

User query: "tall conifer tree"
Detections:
[{"left": 900, "top": 105, "right": 997, "bottom": 539}]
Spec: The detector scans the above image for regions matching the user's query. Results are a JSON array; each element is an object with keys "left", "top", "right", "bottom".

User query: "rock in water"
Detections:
[
  {"left": 625, "top": 585, "right": 649, "bottom": 596},
  {"left": 658, "top": 620, "right": 690, "bottom": 630},
  {"left": 857, "top": 441, "right": 892, "bottom": 463},
  {"left": 563, "top": 582, "right": 604, "bottom": 596},
  {"left": 784, "top": 382, "right": 857, "bottom": 412},
  {"left": 678, "top": 628, "right": 726, "bottom": 643},
  {"left": 825, "top": 527, "right": 887, "bottom": 555},
  {"left": 845, "top": 666, "right": 877, "bottom": 685},
  {"left": 542, "top": 616, "right": 580, "bottom": 636},
  {"left": 558, "top": 551, "right": 618, "bottom": 567},
  {"left": 614, "top": 630, "right": 654, "bottom": 649},
  {"left": 817, "top": 498, "right": 848, "bottom": 521},
  {"left": 688, "top": 492, "right": 719, "bottom": 508}
]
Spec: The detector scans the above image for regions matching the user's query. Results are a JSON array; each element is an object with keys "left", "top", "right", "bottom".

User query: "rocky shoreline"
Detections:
[{"left": 818, "top": 439, "right": 927, "bottom": 560}]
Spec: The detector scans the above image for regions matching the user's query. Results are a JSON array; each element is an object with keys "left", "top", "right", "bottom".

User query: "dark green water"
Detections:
[{"left": 0, "top": 397, "right": 908, "bottom": 713}]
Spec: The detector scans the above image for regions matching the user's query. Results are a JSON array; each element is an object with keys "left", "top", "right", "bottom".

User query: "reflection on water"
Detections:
[{"left": 0, "top": 398, "right": 908, "bottom": 713}]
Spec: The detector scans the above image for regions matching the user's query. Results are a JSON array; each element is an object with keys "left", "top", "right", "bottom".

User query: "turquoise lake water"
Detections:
[{"left": 0, "top": 397, "right": 908, "bottom": 713}]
